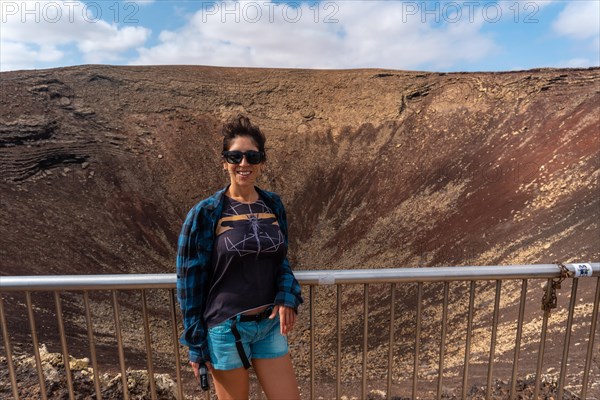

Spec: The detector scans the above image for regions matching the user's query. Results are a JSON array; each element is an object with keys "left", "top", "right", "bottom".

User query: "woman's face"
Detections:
[{"left": 223, "top": 135, "right": 264, "bottom": 189}]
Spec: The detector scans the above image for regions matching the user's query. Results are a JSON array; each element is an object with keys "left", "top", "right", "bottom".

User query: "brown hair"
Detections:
[{"left": 221, "top": 115, "right": 266, "bottom": 158}]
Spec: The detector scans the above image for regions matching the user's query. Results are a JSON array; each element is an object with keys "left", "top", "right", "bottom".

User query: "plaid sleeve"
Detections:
[
  {"left": 275, "top": 257, "right": 304, "bottom": 311},
  {"left": 273, "top": 197, "right": 303, "bottom": 311},
  {"left": 176, "top": 206, "right": 211, "bottom": 363}
]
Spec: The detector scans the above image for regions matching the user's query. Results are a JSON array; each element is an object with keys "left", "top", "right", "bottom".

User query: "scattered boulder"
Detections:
[
  {"left": 458, "top": 375, "right": 581, "bottom": 400},
  {"left": 0, "top": 345, "right": 178, "bottom": 400}
]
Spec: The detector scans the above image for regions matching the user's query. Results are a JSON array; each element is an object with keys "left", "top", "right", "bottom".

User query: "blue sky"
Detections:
[{"left": 1, "top": 0, "right": 599, "bottom": 72}]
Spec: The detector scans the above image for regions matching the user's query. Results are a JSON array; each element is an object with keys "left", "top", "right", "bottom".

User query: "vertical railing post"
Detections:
[
  {"left": 557, "top": 279, "right": 578, "bottom": 399},
  {"left": 581, "top": 276, "right": 600, "bottom": 399},
  {"left": 141, "top": 289, "right": 157, "bottom": 400},
  {"left": 336, "top": 285, "right": 341, "bottom": 399},
  {"left": 437, "top": 282, "right": 449, "bottom": 400},
  {"left": 82, "top": 291, "right": 102, "bottom": 400},
  {"left": 486, "top": 280, "right": 502, "bottom": 400},
  {"left": 111, "top": 290, "right": 129, "bottom": 400},
  {"left": 0, "top": 295, "right": 20, "bottom": 400},
  {"left": 413, "top": 282, "right": 422, "bottom": 400},
  {"left": 362, "top": 283, "right": 369, "bottom": 400},
  {"left": 387, "top": 283, "right": 395, "bottom": 400},
  {"left": 54, "top": 291, "right": 75, "bottom": 400},
  {"left": 462, "top": 281, "right": 476, "bottom": 398},
  {"left": 168, "top": 289, "right": 184, "bottom": 400},
  {"left": 309, "top": 285, "right": 315, "bottom": 400},
  {"left": 510, "top": 279, "right": 528, "bottom": 399},
  {"left": 533, "top": 278, "right": 554, "bottom": 399},
  {"left": 25, "top": 291, "right": 48, "bottom": 400}
]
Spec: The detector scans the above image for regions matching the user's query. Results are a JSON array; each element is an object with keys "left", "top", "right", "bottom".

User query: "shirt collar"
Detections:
[{"left": 207, "top": 185, "right": 275, "bottom": 210}]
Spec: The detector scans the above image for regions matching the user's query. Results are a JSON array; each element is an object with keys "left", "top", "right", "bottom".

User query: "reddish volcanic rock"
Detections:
[{"left": 0, "top": 65, "right": 598, "bottom": 398}]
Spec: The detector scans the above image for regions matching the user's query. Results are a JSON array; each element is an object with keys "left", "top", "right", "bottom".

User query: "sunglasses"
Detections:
[{"left": 222, "top": 150, "right": 265, "bottom": 165}]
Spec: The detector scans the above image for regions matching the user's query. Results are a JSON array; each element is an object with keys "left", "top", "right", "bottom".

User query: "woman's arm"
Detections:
[
  {"left": 272, "top": 196, "right": 304, "bottom": 311},
  {"left": 274, "top": 257, "right": 303, "bottom": 311},
  {"left": 176, "top": 206, "right": 212, "bottom": 363}
]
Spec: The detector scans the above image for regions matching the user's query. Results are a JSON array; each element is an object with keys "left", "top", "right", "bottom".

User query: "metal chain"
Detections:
[{"left": 541, "top": 263, "right": 571, "bottom": 313}]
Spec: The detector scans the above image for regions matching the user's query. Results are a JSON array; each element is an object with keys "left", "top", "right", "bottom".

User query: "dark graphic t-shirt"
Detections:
[{"left": 203, "top": 195, "right": 286, "bottom": 327}]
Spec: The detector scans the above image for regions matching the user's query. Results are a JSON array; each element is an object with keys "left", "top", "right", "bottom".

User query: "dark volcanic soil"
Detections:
[{"left": 0, "top": 65, "right": 599, "bottom": 399}]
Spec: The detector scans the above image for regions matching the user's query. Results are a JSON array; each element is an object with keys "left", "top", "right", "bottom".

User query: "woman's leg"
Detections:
[
  {"left": 211, "top": 367, "right": 250, "bottom": 400},
  {"left": 253, "top": 354, "right": 300, "bottom": 400}
]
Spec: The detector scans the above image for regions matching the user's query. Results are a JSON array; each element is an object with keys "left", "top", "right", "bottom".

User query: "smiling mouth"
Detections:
[{"left": 237, "top": 171, "right": 251, "bottom": 176}]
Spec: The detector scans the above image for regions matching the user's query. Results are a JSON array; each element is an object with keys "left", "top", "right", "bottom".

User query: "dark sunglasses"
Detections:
[{"left": 222, "top": 150, "right": 265, "bottom": 164}]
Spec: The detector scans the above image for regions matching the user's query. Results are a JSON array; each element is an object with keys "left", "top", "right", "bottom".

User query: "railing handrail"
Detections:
[{"left": 1, "top": 263, "right": 597, "bottom": 291}]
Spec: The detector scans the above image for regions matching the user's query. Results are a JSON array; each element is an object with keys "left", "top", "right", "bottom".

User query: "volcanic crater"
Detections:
[{"left": 0, "top": 65, "right": 598, "bottom": 399}]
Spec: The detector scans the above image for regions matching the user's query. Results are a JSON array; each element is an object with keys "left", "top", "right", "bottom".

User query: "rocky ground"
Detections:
[
  {"left": 0, "top": 347, "right": 585, "bottom": 399},
  {"left": 1, "top": 65, "right": 599, "bottom": 398},
  {"left": 0, "top": 345, "right": 177, "bottom": 399}
]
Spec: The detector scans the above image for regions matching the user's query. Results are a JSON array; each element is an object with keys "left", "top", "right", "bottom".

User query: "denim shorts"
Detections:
[{"left": 207, "top": 315, "right": 288, "bottom": 370}]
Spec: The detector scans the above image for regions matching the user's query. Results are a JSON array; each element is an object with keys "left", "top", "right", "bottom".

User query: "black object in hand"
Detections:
[{"left": 199, "top": 364, "right": 209, "bottom": 391}]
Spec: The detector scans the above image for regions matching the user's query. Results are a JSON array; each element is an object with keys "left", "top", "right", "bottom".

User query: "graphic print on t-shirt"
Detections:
[
  {"left": 215, "top": 197, "right": 284, "bottom": 257},
  {"left": 204, "top": 196, "right": 285, "bottom": 326}
]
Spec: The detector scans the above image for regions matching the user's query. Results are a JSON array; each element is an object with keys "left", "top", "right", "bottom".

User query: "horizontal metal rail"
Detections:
[
  {"left": 297, "top": 263, "right": 599, "bottom": 284},
  {"left": 1, "top": 263, "right": 598, "bottom": 291},
  {"left": 1, "top": 262, "right": 598, "bottom": 400}
]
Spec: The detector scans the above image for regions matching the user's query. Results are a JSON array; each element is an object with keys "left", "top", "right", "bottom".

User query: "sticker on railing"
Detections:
[{"left": 573, "top": 263, "right": 592, "bottom": 278}]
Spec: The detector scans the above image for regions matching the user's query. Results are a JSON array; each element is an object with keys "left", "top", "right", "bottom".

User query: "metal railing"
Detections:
[{"left": 1, "top": 263, "right": 599, "bottom": 400}]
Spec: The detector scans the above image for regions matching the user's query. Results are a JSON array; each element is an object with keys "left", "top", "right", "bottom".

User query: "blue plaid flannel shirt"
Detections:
[{"left": 176, "top": 185, "right": 303, "bottom": 363}]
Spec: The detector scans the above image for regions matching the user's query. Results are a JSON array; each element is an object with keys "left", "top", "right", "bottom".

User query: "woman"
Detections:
[{"left": 176, "top": 115, "right": 303, "bottom": 399}]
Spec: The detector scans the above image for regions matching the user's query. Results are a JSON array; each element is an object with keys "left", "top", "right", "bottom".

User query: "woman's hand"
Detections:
[
  {"left": 270, "top": 305, "right": 296, "bottom": 335},
  {"left": 189, "top": 360, "right": 212, "bottom": 378}
]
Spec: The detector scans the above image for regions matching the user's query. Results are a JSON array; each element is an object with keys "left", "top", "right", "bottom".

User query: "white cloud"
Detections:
[
  {"left": 560, "top": 58, "right": 596, "bottom": 68},
  {"left": 132, "top": 1, "right": 497, "bottom": 71},
  {"left": 0, "top": 0, "right": 151, "bottom": 70},
  {"left": 78, "top": 26, "right": 151, "bottom": 62},
  {"left": 553, "top": 1, "right": 600, "bottom": 39},
  {"left": 0, "top": 41, "right": 63, "bottom": 71}
]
